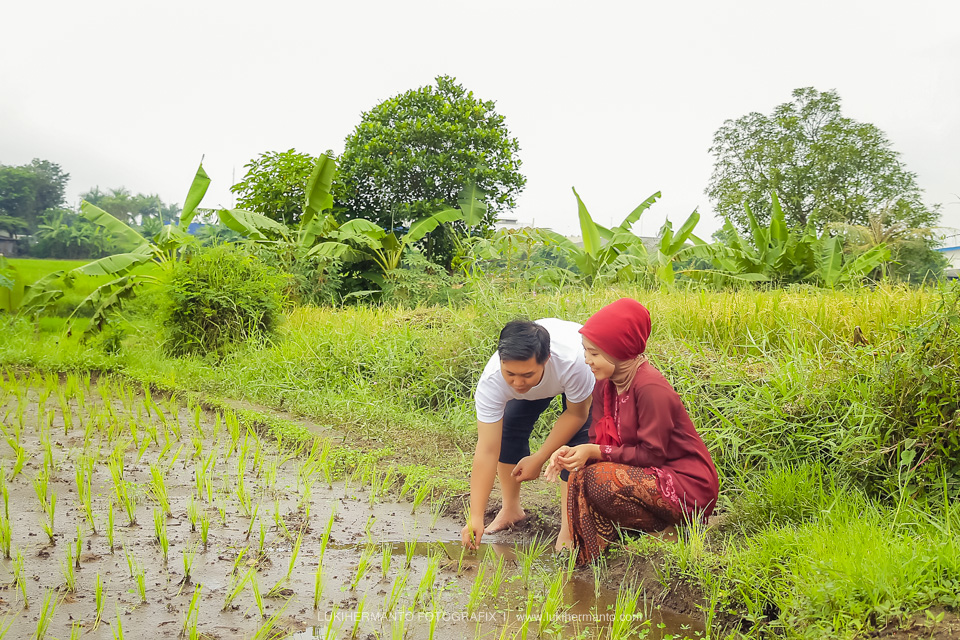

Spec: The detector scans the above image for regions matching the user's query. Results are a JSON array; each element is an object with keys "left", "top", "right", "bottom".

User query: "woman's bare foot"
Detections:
[
  {"left": 484, "top": 507, "right": 526, "bottom": 533},
  {"left": 555, "top": 531, "right": 574, "bottom": 552}
]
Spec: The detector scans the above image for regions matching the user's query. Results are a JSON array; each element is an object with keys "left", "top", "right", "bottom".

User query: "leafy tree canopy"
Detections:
[
  {"left": 334, "top": 75, "right": 526, "bottom": 235},
  {"left": 706, "top": 88, "right": 936, "bottom": 232},
  {"left": 229, "top": 149, "right": 319, "bottom": 226},
  {"left": 0, "top": 159, "right": 69, "bottom": 233}
]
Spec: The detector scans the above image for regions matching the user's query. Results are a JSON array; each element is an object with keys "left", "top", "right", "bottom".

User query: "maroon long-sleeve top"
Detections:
[{"left": 590, "top": 361, "right": 719, "bottom": 519}]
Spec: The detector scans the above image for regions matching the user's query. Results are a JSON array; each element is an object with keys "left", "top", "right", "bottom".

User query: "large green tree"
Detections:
[
  {"left": 80, "top": 187, "right": 181, "bottom": 227},
  {"left": 229, "top": 149, "right": 318, "bottom": 226},
  {"left": 0, "top": 159, "right": 69, "bottom": 233},
  {"left": 706, "top": 88, "right": 936, "bottom": 232},
  {"left": 334, "top": 75, "right": 526, "bottom": 241}
]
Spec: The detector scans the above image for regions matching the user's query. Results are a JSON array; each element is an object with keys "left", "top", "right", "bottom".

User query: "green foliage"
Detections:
[
  {"left": 31, "top": 207, "right": 121, "bottom": 260},
  {"left": 230, "top": 149, "right": 319, "bottom": 226},
  {"left": 707, "top": 87, "right": 936, "bottom": 232},
  {"left": 81, "top": 186, "right": 182, "bottom": 227},
  {"left": 0, "top": 256, "right": 65, "bottom": 319},
  {"left": 889, "top": 239, "right": 949, "bottom": 283},
  {"left": 380, "top": 251, "right": 462, "bottom": 307},
  {"left": 164, "top": 244, "right": 285, "bottom": 356},
  {"left": 535, "top": 188, "right": 700, "bottom": 287},
  {"left": 335, "top": 75, "right": 525, "bottom": 261},
  {"left": 0, "top": 159, "right": 69, "bottom": 233}
]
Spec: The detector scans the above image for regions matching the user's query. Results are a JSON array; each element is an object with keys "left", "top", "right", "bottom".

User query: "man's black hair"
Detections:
[{"left": 498, "top": 319, "right": 551, "bottom": 364}]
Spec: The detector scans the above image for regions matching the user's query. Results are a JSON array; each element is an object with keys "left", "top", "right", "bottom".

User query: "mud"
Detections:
[{"left": 0, "top": 374, "right": 704, "bottom": 639}]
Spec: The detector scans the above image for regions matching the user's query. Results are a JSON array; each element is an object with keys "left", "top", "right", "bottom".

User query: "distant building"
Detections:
[
  {"left": 0, "top": 233, "right": 19, "bottom": 257},
  {"left": 493, "top": 217, "right": 535, "bottom": 231},
  {"left": 937, "top": 234, "right": 960, "bottom": 279}
]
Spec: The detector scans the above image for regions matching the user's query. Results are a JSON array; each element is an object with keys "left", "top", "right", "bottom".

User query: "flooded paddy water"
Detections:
[{"left": 0, "top": 371, "right": 703, "bottom": 639}]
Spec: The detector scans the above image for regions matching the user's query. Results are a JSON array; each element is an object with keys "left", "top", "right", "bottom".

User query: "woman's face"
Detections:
[{"left": 582, "top": 337, "right": 616, "bottom": 381}]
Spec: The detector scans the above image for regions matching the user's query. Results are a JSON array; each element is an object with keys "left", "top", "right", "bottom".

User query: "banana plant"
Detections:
[
  {"left": 0, "top": 257, "right": 65, "bottom": 320},
  {"left": 67, "top": 161, "right": 211, "bottom": 336},
  {"left": 534, "top": 188, "right": 700, "bottom": 287}
]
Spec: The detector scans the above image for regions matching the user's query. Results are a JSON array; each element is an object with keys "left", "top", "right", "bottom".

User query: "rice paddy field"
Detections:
[{"left": 1, "top": 277, "right": 959, "bottom": 639}]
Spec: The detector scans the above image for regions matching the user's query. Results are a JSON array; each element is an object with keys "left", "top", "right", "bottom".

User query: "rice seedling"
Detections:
[
  {"left": 35, "top": 589, "right": 58, "bottom": 640},
  {"left": 350, "top": 542, "right": 375, "bottom": 590},
  {"left": 0, "top": 516, "right": 10, "bottom": 560},
  {"left": 107, "top": 500, "right": 116, "bottom": 553},
  {"left": 466, "top": 559, "right": 487, "bottom": 616},
  {"left": 61, "top": 543, "right": 77, "bottom": 592},
  {"left": 414, "top": 550, "right": 440, "bottom": 607},
  {"left": 154, "top": 509, "right": 170, "bottom": 563},
  {"left": 93, "top": 573, "right": 104, "bottom": 630},
  {"left": 257, "top": 519, "right": 266, "bottom": 558},
  {"left": 404, "top": 538, "right": 416, "bottom": 569},
  {"left": 488, "top": 553, "right": 506, "bottom": 600},
  {"left": 312, "top": 558, "right": 324, "bottom": 610},
  {"left": 112, "top": 607, "right": 125, "bottom": 640},
  {"left": 411, "top": 482, "right": 431, "bottom": 513},
  {"left": 364, "top": 514, "right": 376, "bottom": 540},
  {"left": 429, "top": 495, "right": 446, "bottom": 527},
  {"left": 182, "top": 543, "right": 198, "bottom": 586},
  {"left": 250, "top": 571, "right": 264, "bottom": 617},
  {"left": 349, "top": 596, "right": 366, "bottom": 640},
  {"left": 516, "top": 533, "right": 550, "bottom": 590},
  {"left": 518, "top": 591, "right": 534, "bottom": 640},
  {"left": 610, "top": 585, "right": 641, "bottom": 640},
  {"left": 13, "top": 549, "right": 27, "bottom": 607},
  {"left": 381, "top": 542, "right": 392, "bottom": 578},
  {"left": 222, "top": 567, "right": 249, "bottom": 611},
  {"left": 41, "top": 493, "right": 56, "bottom": 544},
  {"left": 10, "top": 441, "right": 26, "bottom": 479},
  {"left": 181, "top": 584, "right": 203, "bottom": 637},
  {"left": 200, "top": 511, "right": 211, "bottom": 549},
  {"left": 390, "top": 605, "right": 406, "bottom": 640},
  {"left": 385, "top": 570, "right": 408, "bottom": 616},
  {"left": 269, "top": 530, "right": 304, "bottom": 596},
  {"left": 323, "top": 603, "right": 341, "bottom": 640},
  {"left": 187, "top": 497, "right": 199, "bottom": 532},
  {"left": 74, "top": 524, "right": 83, "bottom": 569},
  {"left": 69, "top": 621, "right": 81, "bottom": 640},
  {"left": 320, "top": 507, "right": 336, "bottom": 560},
  {"left": 134, "top": 563, "right": 146, "bottom": 603},
  {"left": 538, "top": 571, "right": 566, "bottom": 637}
]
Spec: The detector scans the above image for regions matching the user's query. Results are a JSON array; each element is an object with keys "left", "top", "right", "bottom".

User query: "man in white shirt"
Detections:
[{"left": 461, "top": 318, "right": 594, "bottom": 551}]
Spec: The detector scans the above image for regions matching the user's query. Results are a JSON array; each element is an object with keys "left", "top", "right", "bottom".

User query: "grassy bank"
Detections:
[{"left": 1, "top": 281, "right": 958, "bottom": 638}]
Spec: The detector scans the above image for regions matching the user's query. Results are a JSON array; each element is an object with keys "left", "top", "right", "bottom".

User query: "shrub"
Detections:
[
  {"left": 164, "top": 245, "right": 285, "bottom": 356},
  {"left": 380, "top": 252, "right": 463, "bottom": 308}
]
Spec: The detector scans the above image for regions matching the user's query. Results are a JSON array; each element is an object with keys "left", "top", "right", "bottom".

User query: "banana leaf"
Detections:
[
  {"left": 0, "top": 259, "right": 25, "bottom": 313},
  {"left": 304, "top": 241, "right": 368, "bottom": 262},
  {"left": 19, "top": 270, "right": 66, "bottom": 317},
  {"left": 179, "top": 162, "right": 211, "bottom": 227},
  {"left": 681, "top": 269, "right": 771, "bottom": 287},
  {"left": 154, "top": 224, "right": 193, "bottom": 253},
  {"left": 457, "top": 182, "right": 488, "bottom": 227},
  {"left": 303, "top": 153, "right": 336, "bottom": 222},
  {"left": 80, "top": 201, "right": 148, "bottom": 249},
  {"left": 614, "top": 192, "right": 662, "bottom": 234},
  {"left": 405, "top": 208, "right": 463, "bottom": 244},
  {"left": 72, "top": 251, "right": 153, "bottom": 277},
  {"left": 573, "top": 188, "right": 603, "bottom": 258},
  {"left": 218, "top": 209, "right": 289, "bottom": 241}
]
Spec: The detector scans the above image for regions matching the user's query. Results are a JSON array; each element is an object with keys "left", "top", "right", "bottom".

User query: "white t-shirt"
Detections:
[{"left": 474, "top": 318, "right": 595, "bottom": 423}]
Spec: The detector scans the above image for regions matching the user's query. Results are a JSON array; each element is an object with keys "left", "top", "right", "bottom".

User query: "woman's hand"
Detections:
[
  {"left": 543, "top": 446, "right": 571, "bottom": 483},
  {"left": 556, "top": 444, "right": 598, "bottom": 472}
]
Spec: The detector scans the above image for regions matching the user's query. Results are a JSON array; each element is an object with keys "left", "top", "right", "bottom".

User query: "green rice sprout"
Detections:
[
  {"left": 134, "top": 563, "right": 146, "bottom": 603},
  {"left": 93, "top": 573, "right": 104, "bottom": 630},
  {"left": 182, "top": 543, "right": 198, "bottom": 586},
  {"left": 319, "top": 508, "right": 336, "bottom": 560},
  {"left": 414, "top": 551, "right": 440, "bottom": 607},
  {"left": 0, "top": 515, "right": 11, "bottom": 560},
  {"left": 517, "top": 533, "right": 550, "bottom": 589},
  {"left": 351, "top": 542, "right": 375, "bottom": 590},
  {"left": 112, "top": 607, "right": 125, "bottom": 640},
  {"left": 390, "top": 605, "right": 406, "bottom": 640},
  {"left": 41, "top": 493, "right": 56, "bottom": 544},
  {"left": 538, "top": 570, "right": 566, "bottom": 636},
  {"left": 34, "top": 589, "right": 58, "bottom": 640},
  {"left": 150, "top": 464, "right": 172, "bottom": 516},
  {"left": 182, "top": 583, "right": 202, "bottom": 636},
  {"left": 519, "top": 591, "right": 534, "bottom": 640},
  {"left": 222, "top": 567, "right": 249, "bottom": 611},
  {"left": 200, "top": 511, "right": 211, "bottom": 550},
  {"left": 350, "top": 596, "right": 365, "bottom": 640},
  {"left": 381, "top": 542, "right": 392, "bottom": 578},
  {"left": 14, "top": 549, "right": 28, "bottom": 607},
  {"left": 187, "top": 497, "right": 199, "bottom": 532},
  {"left": 404, "top": 539, "right": 416, "bottom": 569},
  {"left": 269, "top": 530, "right": 305, "bottom": 596},
  {"left": 69, "top": 621, "right": 81, "bottom": 640},
  {"left": 257, "top": 519, "right": 266, "bottom": 559},
  {"left": 74, "top": 525, "right": 83, "bottom": 569},
  {"left": 466, "top": 559, "right": 487, "bottom": 616},
  {"left": 10, "top": 441, "right": 26, "bottom": 479},
  {"left": 411, "top": 482, "right": 431, "bottom": 513},
  {"left": 429, "top": 495, "right": 446, "bottom": 527},
  {"left": 250, "top": 571, "right": 264, "bottom": 617},
  {"left": 363, "top": 515, "right": 376, "bottom": 540},
  {"left": 107, "top": 500, "right": 116, "bottom": 553},
  {"left": 154, "top": 509, "right": 169, "bottom": 563},
  {"left": 312, "top": 557, "right": 324, "bottom": 610},
  {"left": 385, "top": 570, "right": 408, "bottom": 616},
  {"left": 61, "top": 544, "right": 77, "bottom": 592},
  {"left": 488, "top": 553, "right": 506, "bottom": 600},
  {"left": 610, "top": 586, "right": 641, "bottom": 640}
]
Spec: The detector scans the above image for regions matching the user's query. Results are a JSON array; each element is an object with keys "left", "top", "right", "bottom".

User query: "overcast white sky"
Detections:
[{"left": 2, "top": 0, "right": 959, "bottom": 241}]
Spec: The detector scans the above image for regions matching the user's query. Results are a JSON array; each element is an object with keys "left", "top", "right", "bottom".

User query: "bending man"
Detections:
[{"left": 461, "top": 318, "right": 594, "bottom": 551}]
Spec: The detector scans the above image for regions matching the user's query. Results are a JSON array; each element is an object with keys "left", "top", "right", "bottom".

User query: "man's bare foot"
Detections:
[{"left": 484, "top": 507, "right": 526, "bottom": 533}]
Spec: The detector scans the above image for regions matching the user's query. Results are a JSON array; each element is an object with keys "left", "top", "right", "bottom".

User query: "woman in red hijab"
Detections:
[{"left": 545, "top": 298, "right": 719, "bottom": 564}]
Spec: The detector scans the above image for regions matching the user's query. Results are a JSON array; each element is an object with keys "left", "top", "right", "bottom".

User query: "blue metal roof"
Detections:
[{"left": 935, "top": 246, "right": 960, "bottom": 252}]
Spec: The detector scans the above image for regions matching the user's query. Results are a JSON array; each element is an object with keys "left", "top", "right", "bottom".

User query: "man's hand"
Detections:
[
  {"left": 544, "top": 446, "right": 571, "bottom": 483},
  {"left": 461, "top": 517, "right": 485, "bottom": 550},
  {"left": 511, "top": 455, "right": 544, "bottom": 482}
]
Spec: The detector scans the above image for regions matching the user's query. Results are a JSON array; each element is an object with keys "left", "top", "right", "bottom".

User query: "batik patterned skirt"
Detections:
[{"left": 567, "top": 461, "right": 685, "bottom": 565}]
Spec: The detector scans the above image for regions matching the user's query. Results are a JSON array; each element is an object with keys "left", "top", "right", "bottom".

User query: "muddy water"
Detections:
[{"left": 0, "top": 376, "right": 702, "bottom": 639}]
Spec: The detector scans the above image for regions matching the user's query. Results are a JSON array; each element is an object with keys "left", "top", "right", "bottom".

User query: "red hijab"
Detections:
[{"left": 579, "top": 299, "right": 653, "bottom": 448}]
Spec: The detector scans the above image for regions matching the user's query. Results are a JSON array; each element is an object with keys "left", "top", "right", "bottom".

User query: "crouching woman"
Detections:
[{"left": 546, "top": 298, "right": 719, "bottom": 565}]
